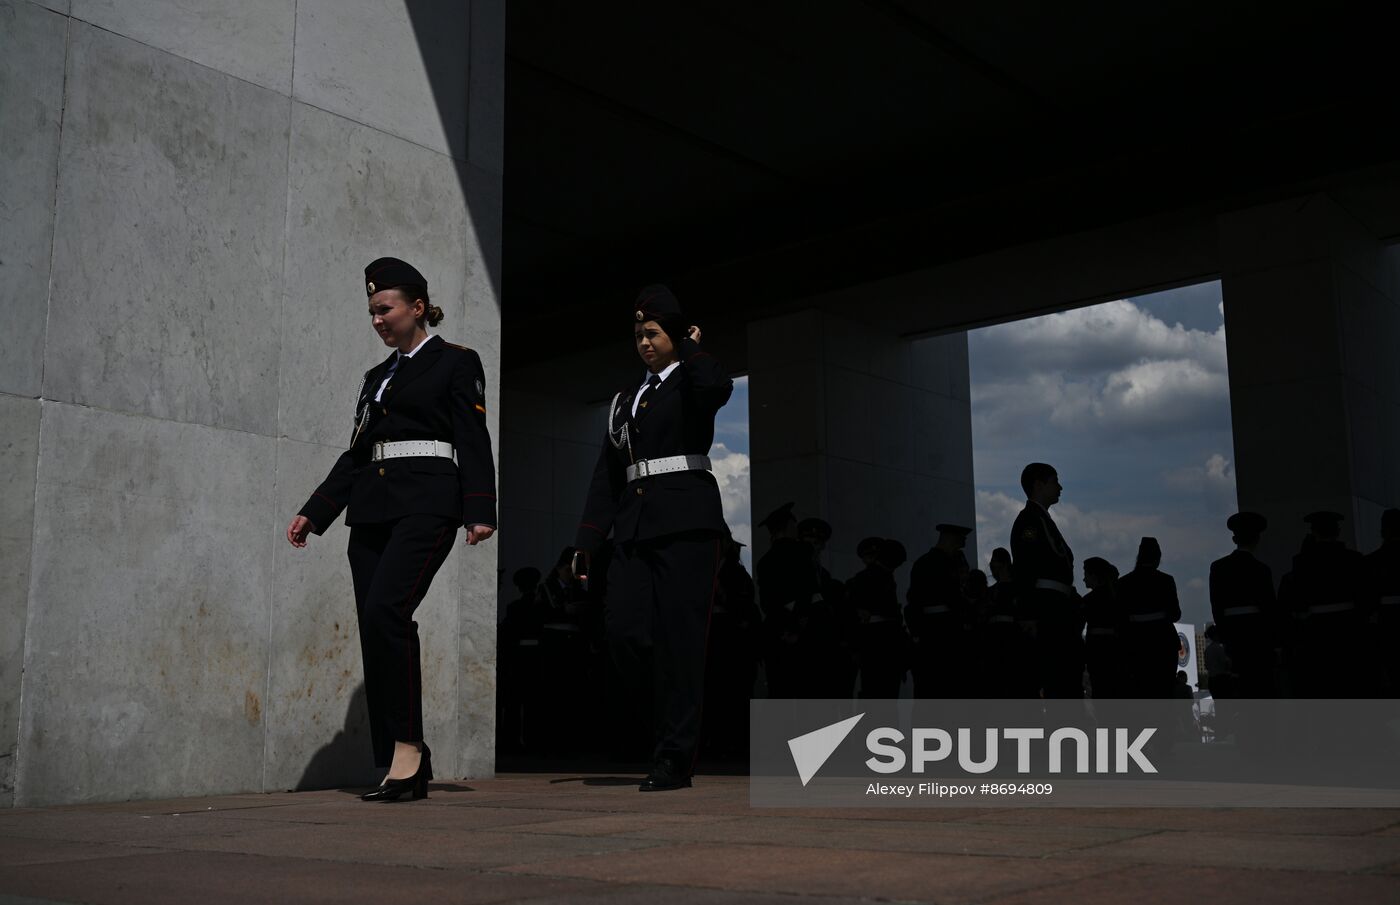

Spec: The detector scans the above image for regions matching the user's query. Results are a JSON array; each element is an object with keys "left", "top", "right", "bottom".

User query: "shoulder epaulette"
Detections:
[{"left": 442, "top": 341, "right": 471, "bottom": 352}]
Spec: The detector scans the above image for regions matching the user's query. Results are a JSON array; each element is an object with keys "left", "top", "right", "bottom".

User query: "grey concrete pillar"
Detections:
[
  {"left": 0, "top": 0, "right": 504, "bottom": 805},
  {"left": 1219, "top": 194, "right": 1400, "bottom": 576},
  {"left": 747, "top": 310, "right": 977, "bottom": 589}
]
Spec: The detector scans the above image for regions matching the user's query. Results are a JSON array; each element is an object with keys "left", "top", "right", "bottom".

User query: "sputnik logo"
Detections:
[{"left": 787, "top": 713, "right": 865, "bottom": 786}]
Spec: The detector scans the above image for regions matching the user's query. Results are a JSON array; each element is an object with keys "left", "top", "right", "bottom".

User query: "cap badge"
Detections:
[
  {"left": 367, "top": 281, "right": 376, "bottom": 294},
  {"left": 475, "top": 378, "right": 484, "bottom": 396},
  {"left": 635, "top": 310, "right": 644, "bottom": 321}
]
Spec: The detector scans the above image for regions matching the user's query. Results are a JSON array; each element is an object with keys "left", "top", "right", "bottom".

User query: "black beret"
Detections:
[
  {"left": 1226, "top": 512, "right": 1267, "bottom": 535},
  {"left": 936, "top": 523, "right": 972, "bottom": 537},
  {"left": 365, "top": 257, "right": 427, "bottom": 297},
  {"left": 757, "top": 502, "right": 796, "bottom": 531},
  {"left": 634, "top": 284, "right": 683, "bottom": 322},
  {"left": 797, "top": 518, "right": 832, "bottom": 541}
]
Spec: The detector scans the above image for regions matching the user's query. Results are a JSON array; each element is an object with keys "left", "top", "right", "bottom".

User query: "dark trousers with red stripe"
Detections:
[
  {"left": 347, "top": 514, "right": 458, "bottom": 768},
  {"left": 606, "top": 530, "right": 721, "bottom": 769}
]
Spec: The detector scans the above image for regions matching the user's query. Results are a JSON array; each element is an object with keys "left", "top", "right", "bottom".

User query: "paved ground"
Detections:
[{"left": 2, "top": 773, "right": 1400, "bottom": 904}]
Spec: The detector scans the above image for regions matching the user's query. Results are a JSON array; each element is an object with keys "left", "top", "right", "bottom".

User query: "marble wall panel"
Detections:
[
  {"left": 0, "top": 395, "right": 40, "bottom": 806},
  {"left": 295, "top": 0, "right": 468, "bottom": 159},
  {"left": 71, "top": 0, "right": 295, "bottom": 93},
  {"left": 264, "top": 437, "right": 372, "bottom": 791},
  {"left": 279, "top": 101, "right": 470, "bottom": 447},
  {"left": 17, "top": 403, "right": 275, "bottom": 805},
  {"left": 0, "top": 1, "right": 66, "bottom": 397},
  {"left": 44, "top": 23, "right": 289, "bottom": 435}
]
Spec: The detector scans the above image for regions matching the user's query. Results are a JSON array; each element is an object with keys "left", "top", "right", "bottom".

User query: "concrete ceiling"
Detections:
[{"left": 503, "top": 2, "right": 1399, "bottom": 368}]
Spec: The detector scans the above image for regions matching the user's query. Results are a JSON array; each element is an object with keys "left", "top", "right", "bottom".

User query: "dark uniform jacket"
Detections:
[
  {"left": 1209, "top": 549, "right": 1278, "bottom": 650},
  {"left": 905, "top": 547, "right": 963, "bottom": 642},
  {"left": 299, "top": 336, "right": 497, "bottom": 532},
  {"left": 1010, "top": 502, "right": 1077, "bottom": 619},
  {"left": 1117, "top": 567, "right": 1182, "bottom": 653},
  {"left": 575, "top": 337, "right": 733, "bottom": 552}
]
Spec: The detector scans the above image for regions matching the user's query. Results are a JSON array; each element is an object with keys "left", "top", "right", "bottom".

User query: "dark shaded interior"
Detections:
[{"left": 503, "top": 1, "right": 1399, "bottom": 369}]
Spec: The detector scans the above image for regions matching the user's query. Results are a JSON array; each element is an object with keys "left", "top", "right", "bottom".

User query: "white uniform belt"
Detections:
[
  {"left": 1035, "top": 579, "right": 1072, "bottom": 596},
  {"left": 1307, "top": 602, "right": 1355, "bottom": 614},
  {"left": 1128, "top": 611, "right": 1167, "bottom": 622},
  {"left": 1222, "top": 606, "right": 1262, "bottom": 616},
  {"left": 626, "top": 454, "right": 711, "bottom": 483},
  {"left": 1381, "top": 595, "right": 1400, "bottom": 607},
  {"left": 371, "top": 439, "right": 456, "bottom": 464},
  {"left": 542, "top": 622, "right": 584, "bottom": 633},
  {"left": 922, "top": 605, "right": 951, "bottom": 614}
]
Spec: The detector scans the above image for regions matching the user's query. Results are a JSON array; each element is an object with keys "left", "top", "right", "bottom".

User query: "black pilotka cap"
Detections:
[
  {"left": 365, "top": 257, "right": 427, "bottom": 296},
  {"left": 936, "top": 523, "right": 972, "bottom": 537},
  {"left": 634, "top": 284, "right": 689, "bottom": 342},
  {"left": 1138, "top": 537, "right": 1162, "bottom": 560}
]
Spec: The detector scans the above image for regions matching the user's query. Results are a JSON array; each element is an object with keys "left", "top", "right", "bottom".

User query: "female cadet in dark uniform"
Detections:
[
  {"left": 285, "top": 257, "right": 497, "bottom": 801},
  {"left": 573, "top": 285, "right": 733, "bottom": 791}
]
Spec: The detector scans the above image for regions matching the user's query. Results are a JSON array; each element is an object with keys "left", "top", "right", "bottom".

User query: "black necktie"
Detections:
[{"left": 636, "top": 374, "right": 661, "bottom": 414}]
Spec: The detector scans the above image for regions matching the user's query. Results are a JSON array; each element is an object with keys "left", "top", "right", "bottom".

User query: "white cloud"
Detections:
[
  {"left": 709, "top": 441, "right": 752, "bottom": 564},
  {"left": 971, "top": 299, "right": 1230, "bottom": 441}
]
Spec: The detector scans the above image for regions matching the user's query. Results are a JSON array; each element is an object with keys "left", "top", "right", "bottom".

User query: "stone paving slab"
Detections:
[{"left": 0, "top": 773, "right": 1398, "bottom": 904}]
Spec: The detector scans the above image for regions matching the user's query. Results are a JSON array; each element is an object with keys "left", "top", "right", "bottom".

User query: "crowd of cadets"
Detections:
[{"left": 496, "top": 498, "right": 1400, "bottom": 760}]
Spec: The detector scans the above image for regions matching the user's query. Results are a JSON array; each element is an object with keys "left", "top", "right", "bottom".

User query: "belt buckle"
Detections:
[
  {"left": 635, "top": 459, "right": 649, "bottom": 478},
  {"left": 373, "top": 440, "right": 385, "bottom": 461}
]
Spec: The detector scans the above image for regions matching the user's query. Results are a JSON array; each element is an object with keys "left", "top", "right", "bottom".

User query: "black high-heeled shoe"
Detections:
[{"left": 361, "top": 744, "right": 431, "bottom": 802}]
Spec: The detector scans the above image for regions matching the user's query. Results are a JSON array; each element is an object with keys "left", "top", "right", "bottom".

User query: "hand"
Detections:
[
  {"left": 465, "top": 525, "right": 495, "bottom": 546},
  {"left": 571, "top": 549, "right": 591, "bottom": 580},
  {"left": 287, "top": 515, "right": 314, "bottom": 548},
  {"left": 687, "top": 325, "right": 701, "bottom": 344}
]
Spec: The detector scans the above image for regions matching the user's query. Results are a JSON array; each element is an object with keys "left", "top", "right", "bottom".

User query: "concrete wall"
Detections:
[
  {"left": 748, "top": 310, "right": 977, "bottom": 588},
  {"left": 0, "top": 0, "right": 503, "bottom": 806},
  {"left": 1220, "top": 194, "right": 1400, "bottom": 576}
]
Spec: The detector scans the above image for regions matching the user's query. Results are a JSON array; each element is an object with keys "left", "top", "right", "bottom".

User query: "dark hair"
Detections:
[
  {"left": 1020, "top": 462, "right": 1057, "bottom": 497},
  {"left": 990, "top": 546, "right": 1012, "bottom": 565},
  {"left": 1083, "top": 556, "right": 1119, "bottom": 582},
  {"left": 394, "top": 284, "right": 442, "bottom": 327}
]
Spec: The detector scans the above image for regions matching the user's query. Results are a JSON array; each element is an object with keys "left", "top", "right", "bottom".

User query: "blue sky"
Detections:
[{"left": 708, "top": 280, "right": 1236, "bottom": 623}]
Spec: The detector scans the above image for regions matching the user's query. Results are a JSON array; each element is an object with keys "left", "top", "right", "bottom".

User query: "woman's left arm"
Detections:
[
  {"left": 678, "top": 328, "right": 733, "bottom": 412},
  {"left": 451, "top": 348, "right": 498, "bottom": 543}
]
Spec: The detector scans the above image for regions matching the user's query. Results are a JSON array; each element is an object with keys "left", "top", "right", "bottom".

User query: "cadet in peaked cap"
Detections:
[
  {"left": 1210, "top": 511, "right": 1278, "bottom": 699},
  {"left": 287, "top": 255, "right": 497, "bottom": 801}
]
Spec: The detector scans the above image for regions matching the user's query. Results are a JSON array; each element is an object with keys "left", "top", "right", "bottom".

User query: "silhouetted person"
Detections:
[
  {"left": 703, "top": 535, "right": 760, "bottom": 758},
  {"left": 755, "top": 502, "right": 815, "bottom": 698},
  {"left": 539, "top": 547, "right": 592, "bottom": 752},
  {"left": 981, "top": 547, "right": 1034, "bottom": 697},
  {"left": 1202, "top": 624, "right": 1232, "bottom": 698},
  {"left": 851, "top": 538, "right": 909, "bottom": 699},
  {"left": 1082, "top": 557, "right": 1126, "bottom": 699},
  {"left": 797, "top": 517, "right": 852, "bottom": 698},
  {"left": 907, "top": 524, "right": 972, "bottom": 698},
  {"left": 1011, "top": 463, "right": 1083, "bottom": 698},
  {"left": 1365, "top": 508, "right": 1400, "bottom": 696},
  {"left": 1118, "top": 537, "right": 1182, "bottom": 699},
  {"left": 1278, "top": 511, "right": 1368, "bottom": 697},
  {"left": 1209, "top": 512, "right": 1279, "bottom": 698},
  {"left": 498, "top": 567, "right": 544, "bottom": 753}
]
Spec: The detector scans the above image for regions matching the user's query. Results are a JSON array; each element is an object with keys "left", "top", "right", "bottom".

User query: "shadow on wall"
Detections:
[
  {"left": 296, "top": 683, "right": 376, "bottom": 791},
  {"left": 404, "top": 0, "right": 502, "bottom": 307}
]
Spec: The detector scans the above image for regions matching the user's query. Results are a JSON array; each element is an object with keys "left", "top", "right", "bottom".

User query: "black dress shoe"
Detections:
[
  {"left": 362, "top": 745, "right": 431, "bottom": 802},
  {"left": 639, "top": 757, "right": 691, "bottom": 792}
]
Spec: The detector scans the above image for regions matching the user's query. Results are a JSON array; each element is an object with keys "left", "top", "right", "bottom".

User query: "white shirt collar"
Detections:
[
  {"left": 639, "top": 361, "right": 680, "bottom": 389},
  {"left": 400, "top": 333, "right": 435, "bottom": 359}
]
